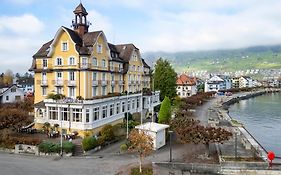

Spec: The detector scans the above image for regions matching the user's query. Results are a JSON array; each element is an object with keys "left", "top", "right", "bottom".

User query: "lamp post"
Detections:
[
  {"left": 126, "top": 91, "right": 129, "bottom": 139},
  {"left": 60, "top": 117, "right": 63, "bottom": 157},
  {"left": 168, "top": 130, "right": 173, "bottom": 162}
]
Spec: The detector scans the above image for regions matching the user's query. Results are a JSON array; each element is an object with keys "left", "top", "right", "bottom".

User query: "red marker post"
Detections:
[{"left": 267, "top": 151, "right": 275, "bottom": 168}]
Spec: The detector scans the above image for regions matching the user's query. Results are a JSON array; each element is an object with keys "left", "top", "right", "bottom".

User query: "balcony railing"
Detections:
[
  {"left": 92, "top": 80, "right": 98, "bottom": 86},
  {"left": 119, "top": 80, "right": 124, "bottom": 85},
  {"left": 35, "top": 64, "right": 53, "bottom": 70},
  {"left": 38, "top": 80, "right": 48, "bottom": 86},
  {"left": 111, "top": 81, "right": 115, "bottom": 86},
  {"left": 99, "top": 80, "right": 108, "bottom": 86},
  {"left": 109, "top": 66, "right": 124, "bottom": 73},
  {"left": 53, "top": 80, "right": 64, "bottom": 86},
  {"left": 67, "top": 80, "right": 76, "bottom": 86}
]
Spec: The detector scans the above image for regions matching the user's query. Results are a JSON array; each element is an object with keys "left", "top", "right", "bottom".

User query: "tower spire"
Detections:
[{"left": 72, "top": 2, "right": 90, "bottom": 37}]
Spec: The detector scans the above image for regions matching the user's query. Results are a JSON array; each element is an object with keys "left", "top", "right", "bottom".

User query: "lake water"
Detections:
[{"left": 229, "top": 92, "right": 281, "bottom": 156}]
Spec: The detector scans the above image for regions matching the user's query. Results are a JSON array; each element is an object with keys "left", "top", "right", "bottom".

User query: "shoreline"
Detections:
[{"left": 217, "top": 88, "right": 281, "bottom": 163}]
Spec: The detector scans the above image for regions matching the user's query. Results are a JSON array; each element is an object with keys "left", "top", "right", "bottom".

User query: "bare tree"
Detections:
[{"left": 128, "top": 129, "right": 154, "bottom": 173}]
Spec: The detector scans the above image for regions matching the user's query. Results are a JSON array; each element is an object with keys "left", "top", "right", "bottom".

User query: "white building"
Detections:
[
  {"left": 0, "top": 84, "right": 25, "bottom": 103},
  {"left": 34, "top": 91, "right": 160, "bottom": 136},
  {"left": 135, "top": 122, "right": 169, "bottom": 150},
  {"left": 204, "top": 75, "right": 231, "bottom": 92},
  {"left": 19, "top": 83, "right": 34, "bottom": 94},
  {"left": 239, "top": 76, "right": 253, "bottom": 88},
  {"left": 176, "top": 74, "right": 197, "bottom": 97}
]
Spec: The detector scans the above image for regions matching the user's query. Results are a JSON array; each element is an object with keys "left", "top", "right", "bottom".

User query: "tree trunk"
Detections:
[{"left": 139, "top": 155, "right": 142, "bottom": 173}]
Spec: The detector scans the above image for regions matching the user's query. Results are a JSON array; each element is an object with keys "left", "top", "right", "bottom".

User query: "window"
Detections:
[
  {"left": 69, "top": 72, "right": 75, "bottom": 81},
  {"left": 111, "top": 86, "right": 114, "bottom": 93},
  {"left": 86, "top": 109, "right": 90, "bottom": 123},
  {"left": 119, "top": 85, "right": 122, "bottom": 93},
  {"left": 61, "top": 108, "right": 69, "bottom": 121},
  {"left": 133, "top": 65, "right": 135, "bottom": 72},
  {"left": 43, "top": 59, "right": 48, "bottom": 68},
  {"left": 42, "top": 87, "right": 47, "bottom": 96},
  {"left": 62, "top": 42, "right": 68, "bottom": 51},
  {"left": 93, "top": 72, "right": 97, "bottom": 81},
  {"left": 57, "top": 87, "right": 62, "bottom": 94},
  {"left": 116, "top": 103, "right": 120, "bottom": 114},
  {"left": 93, "top": 107, "right": 99, "bottom": 121},
  {"left": 72, "top": 108, "right": 82, "bottom": 122},
  {"left": 69, "top": 57, "right": 75, "bottom": 65},
  {"left": 102, "top": 59, "right": 106, "bottom": 68},
  {"left": 110, "top": 104, "right": 114, "bottom": 116},
  {"left": 102, "top": 86, "right": 106, "bottom": 96},
  {"left": 69, "top": 87, "right": 75, "bottom": 97},
  {"left": 127, "top": 100, "right": 131, "bottom": 111},
  {"left": 82, "top": 57, "right": 87, "bottom": 67},
  {"left": 11, "top": 88, "right": 16, "bottom": 92},
  {"left": 102, "top": 105, "right": 107, "bottom": 118},
  {"left": 102, "top": 73, "right": 106, "bottom": 81},
  {"left": 122, "top": 101, "right": 125, "bottom": 112},
  {"left": 92, "top": 87, "right": 97, "bottom": 96},
  {"left": 119, "top": 74, "right": 122, "bottom": 81},
  {"left": 110, "top": 62, "right": 113, "bottom": 70},
  {"left": 49, "top": 107, "right": 58, "bottom": 120},
  {"left": 132, "top": 99, "right": 135, "bottom": 109},
  {"left": 137, "top": 98, "right": 140, "bottom": 108},
  {"left": 92, "top": 57, "right": 97, "bottom": 66},
  {"left": 42, "top": 72, "right": 47, "bottom": 80},
  {"left": 138, "top": 66, "right": 140, "bottom": 72},
  {"left": 6, "top": 96, "right": 9, "bottom": 101},
  {"left": 56, "top": 58, "right": 62, "bottom": 66},
  {"left": 57, "top": 72, "right": 62, "bottom": 79},
  {"left": 97, "top": 44, "right": 102, "bottom": 53}
]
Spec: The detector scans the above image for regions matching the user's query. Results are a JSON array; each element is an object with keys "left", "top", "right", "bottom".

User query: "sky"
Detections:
[{"left": 1, "top": 0, "right": 281, "bottom": 73}]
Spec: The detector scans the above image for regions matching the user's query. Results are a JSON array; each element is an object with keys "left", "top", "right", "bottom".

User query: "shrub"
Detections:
[
  {"left": 97, "top": 137, "right": 105, "bottom": 146},
  {"left": 124, "top": 112, "right": 133, "bottom": 122},
  {"left": 100, "top": 125, "right": 115, "bottom": 142},
  {"left": 39, "top": 142, "right": 56, "bottom": 154},
  {"left": 128, "top": 121, "right": 140, "bottom": 130},
  {"left": 82, "top": 137, "right": 98, "bottom": 151},
  {"left": 120, "top": 143, "right": 128, "bottom": 152},
  {"left": 158, "top": 96, "right": 171, "bottom": 124},
  {"left": 63, "top": 142, "right": 75, "bottom": 153}
]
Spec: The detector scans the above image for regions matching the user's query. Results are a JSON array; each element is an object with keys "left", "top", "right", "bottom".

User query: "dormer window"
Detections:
[
  {"left": 97, "top": 44, "right": 102, "bottom": 53},
  {"left": 62, "top": 42, "right": 68, "bottom": 51}
]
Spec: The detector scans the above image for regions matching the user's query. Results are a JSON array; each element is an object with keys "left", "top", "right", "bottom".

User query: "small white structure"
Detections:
[{"left": 135, "top": 122, "right": 169, "bottom": 150}]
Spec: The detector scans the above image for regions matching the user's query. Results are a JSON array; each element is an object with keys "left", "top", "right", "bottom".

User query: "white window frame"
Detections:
[
  {"left": 42, "top": 87, "right": 47, "bottom": 96},
  {"left": 69, "top": 57, "right": 75, "bottom": 65},
  {"left": 61, "top": 41, "right": 68, "bottom": 51},
  {"left": 97, "top": 44, "right": 102, "bottom": 53}
]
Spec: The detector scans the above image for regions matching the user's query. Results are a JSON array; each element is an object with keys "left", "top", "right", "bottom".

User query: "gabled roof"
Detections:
[
  {"left": 142, "top": 59, "right": 150, "bottom": 68},
  {"left": 0, "top": 84, "right": 23, "bottom": 96},
  {"left": 177, "top": 74, "right": 196, "bottom": 86},
  {"left": 115, "top": 44, "right": 139, "bottom": 62},
  {"left": 33, "top": 40, "right": 53, "bottom": 58}
]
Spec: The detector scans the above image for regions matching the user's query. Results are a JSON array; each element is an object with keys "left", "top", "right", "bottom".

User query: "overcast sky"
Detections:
[{"left": 1, "top": 0, "right": 281, "bottom": 73}]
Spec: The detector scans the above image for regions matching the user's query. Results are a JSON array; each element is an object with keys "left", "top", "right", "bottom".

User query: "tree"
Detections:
[
  {"left": 158, "top": 96, "right": 171, "bottom": 123},
  {"left": 3, "top": 69, "right": 13, "bottom": 85},
  {"left": 128, "top": 129, "right": 153, "bottom": 173},
  {"left": 153, "top": 58, "right": 177, "bottom": 101},
  {"left": 171, "top": 116, "right": 232, "bottom": 156}
]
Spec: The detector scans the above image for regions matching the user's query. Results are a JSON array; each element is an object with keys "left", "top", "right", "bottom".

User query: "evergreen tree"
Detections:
[
  {"left": 158, "top": 96, "right": 171, "bottom": 123},
  {"left": 153, "top": 58, "right": 177, "bottom": 101}
]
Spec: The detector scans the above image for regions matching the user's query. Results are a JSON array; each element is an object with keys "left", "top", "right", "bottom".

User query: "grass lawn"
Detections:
[{"left": 130, "top": 167, "right": 153, "bottom": 175}]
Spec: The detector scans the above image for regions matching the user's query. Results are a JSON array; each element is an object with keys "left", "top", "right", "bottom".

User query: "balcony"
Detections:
[
  {"left": 101, "top": 80, "right": 107, "bottom": 86},
  {"left": 119, "top": 80, "right": 124, "bottom": 85},
  {"left": 111, "top": 81, "right": 115, "bottom": 86},
  {"left": 39, "top": 80, "right": 48, "bottom": 86},
  {"left": 109, "top": 67, "right": 124, "bottom": 73},
  {"left": 92, "top": 80, "right": 98, "bottom": 86},
  {"left": 54, "top": 80, "right": 64, "bottom": 87},
  {"left": 67, "top": 80, "right": 76, "bottom": 86},
  {"left": 81, "top": 63, "right": 91, "bottom": 69},
  {"left": 35, "top": 64, "right": 53, "bottom": 70}
]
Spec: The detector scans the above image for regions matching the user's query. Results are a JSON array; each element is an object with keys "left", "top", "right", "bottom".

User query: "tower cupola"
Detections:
[{"left": 72, "top": 3, "right": 90, "bottom": 37}]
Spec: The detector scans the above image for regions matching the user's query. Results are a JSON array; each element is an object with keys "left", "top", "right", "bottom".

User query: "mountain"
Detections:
[{"left": 142, "top": 44, "right": 281, "bottom": 73}]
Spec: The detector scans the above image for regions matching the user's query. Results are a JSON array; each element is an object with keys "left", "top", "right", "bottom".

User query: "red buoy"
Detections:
[{"left": 268, "top": 151, "right": 275, "bottom": 161}]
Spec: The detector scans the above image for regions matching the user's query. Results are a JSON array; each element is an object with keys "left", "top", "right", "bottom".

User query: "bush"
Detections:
[
  {"left": 63, "top": 142, "right": 75, "bottom": 153},
  {"left": 128, "top": 121, "right": 140, "bottom": 130},
  {"left": 82, "top": 137, "right": 98, "bottom": 151},
  {"left": 158, "top": 96, "right": 171, "bottom": 123},
  {"left": 131, "top": 167, "right": 153, "bottom": 175},
  {"left": 124, "top": 112, "right": 133, "bottom": 122},
  {"left": 100, "top": 125, "right": 115, "bottom": 142},
  {"left": 39, "top": 142, "right": 56, "bottom": 154},
  {"left": 120, "top": 143, "right": 128, "bottom": 152}
]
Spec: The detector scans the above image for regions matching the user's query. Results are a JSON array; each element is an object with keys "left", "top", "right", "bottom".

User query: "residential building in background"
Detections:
[
  {"left": 29, "top": 3, "right": 160, "bottom": 137},
  {"left": 204, "top": 75, "right": 231, "bottom": 92},
  {"left": 0, "top": 84, "right": 24, "bottom": 103},
  {"left": 239, "top": 76, "right": 253, "bottom": 88},
  {"left": 176, "top": 74, "right": 197, "bottom": 98}
]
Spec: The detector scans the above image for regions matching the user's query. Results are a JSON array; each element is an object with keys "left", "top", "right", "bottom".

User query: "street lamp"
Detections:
[{"left": 168, "top": 130, "right": 173, "bottom": 162}]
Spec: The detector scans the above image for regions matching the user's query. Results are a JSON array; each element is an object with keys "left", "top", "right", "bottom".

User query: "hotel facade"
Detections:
[{"left": 29, "top": 3, "right": 160, "bottom": 137}]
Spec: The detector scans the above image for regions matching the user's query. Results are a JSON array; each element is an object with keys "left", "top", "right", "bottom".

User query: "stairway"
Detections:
[{"left": 73, "top": 143, "right": 84, "bottom": 156}]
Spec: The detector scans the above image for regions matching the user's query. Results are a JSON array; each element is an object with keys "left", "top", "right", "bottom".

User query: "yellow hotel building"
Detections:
[{"left": 29, "top": 3, "right": 160, "bottom": 137}]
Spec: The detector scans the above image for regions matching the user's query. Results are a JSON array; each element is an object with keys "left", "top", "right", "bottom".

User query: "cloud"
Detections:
[
  {"left": 5, "top": 0, "right": 35, "bottom": 5},
  {"left": 0, "top": 14, "right": 44, "bottom": 35},
  {"left": 0, "top": 14, "right": 45, "bottom": 73}
]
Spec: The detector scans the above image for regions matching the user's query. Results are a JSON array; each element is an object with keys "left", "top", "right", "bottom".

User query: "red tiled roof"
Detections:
[{"left": 176, "top": 74, "right": 196, "bottom": 86}]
